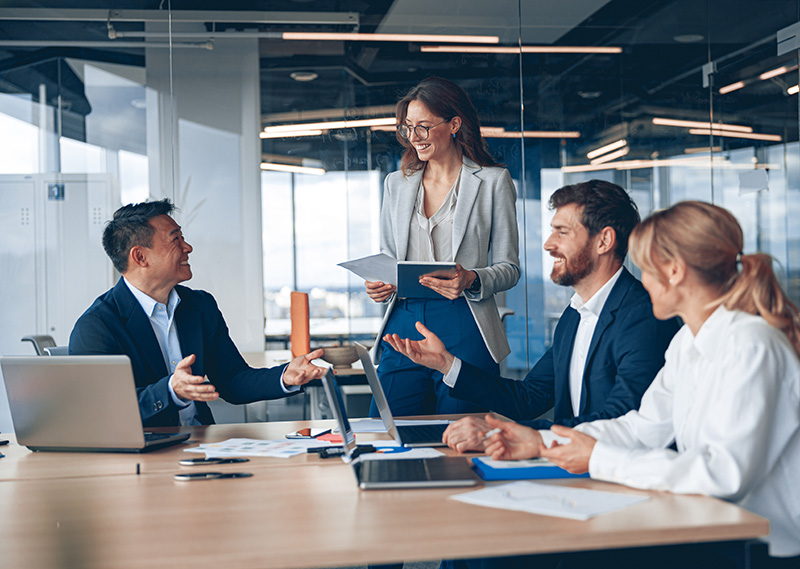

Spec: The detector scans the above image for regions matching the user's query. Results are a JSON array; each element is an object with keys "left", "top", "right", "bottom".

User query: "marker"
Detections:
[{"left": 481, "top": 428, "right": 502, "bottom": 441}]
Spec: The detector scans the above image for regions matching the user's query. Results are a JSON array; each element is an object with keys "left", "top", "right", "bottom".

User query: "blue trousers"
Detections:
[{"left": 370, "top": 297, "right": 498, "bottom": 417}]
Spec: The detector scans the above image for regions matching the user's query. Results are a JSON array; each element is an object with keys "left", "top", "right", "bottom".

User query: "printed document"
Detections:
[{"left": 451, "top": 481, "right": 649, "bottom": 521}]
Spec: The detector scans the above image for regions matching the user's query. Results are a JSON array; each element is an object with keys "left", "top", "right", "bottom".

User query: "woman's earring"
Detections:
[
  {"left": 452, "top": 132, "right": 456, "bottom": 139},
  {"left": 668, "top": 278, "right": 675, "bottom": 285}
]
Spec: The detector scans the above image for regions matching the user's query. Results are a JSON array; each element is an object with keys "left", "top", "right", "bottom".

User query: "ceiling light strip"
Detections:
[
  {"left": 788, "top": 85, "right": 799, "bottom": 95},
  {"left": 562, "top": 155, "right": 726, "bottom": 173},
  {"left": 586, "top": 139, "right": 626, "bottom": 159},
  {"left": 261, "top": 163, "right": 326, "bottom": 175},
  {"left": 589, "top": 147, "right": 629, "bottom": 165},
  {"left": 688, "top": 129, "right": 782, "bottom": 142},
  {"left": 483, "top": 130, "right": 581, "bottom": 139},
  {"left": 282, "top": 32, "right": 499, "bottom": 44},
  {"left": 652, "top": 117, "right": 753, "bottom": 133},
  {"left": 260, "top": 130, "right": 324, "bottom": 139},
  {"left": 718, "top": 81, "right": 746, "bottom": 94},
  {"left": 264, "top": 117, "right": 395, "bottom": 134},
  {"left": 420, "top": 45, "right": 621, "bottom": 54},
  {"left": 759, "top": 66, "right": 791, "bottom": 80}
]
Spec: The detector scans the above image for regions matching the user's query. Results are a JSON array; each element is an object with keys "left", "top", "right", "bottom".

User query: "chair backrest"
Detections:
[
  {"left": 20, "top": 335, "right": 57, "bottom": 356},
  {"left": 289, "top": 291, "right": 310, "bottom": 358},
  {"left": 43, "top": 346, "right": 69, "bottom": 356}
]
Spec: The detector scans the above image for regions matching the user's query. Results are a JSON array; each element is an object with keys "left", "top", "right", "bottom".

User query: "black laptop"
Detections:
[
  {"left": 354, "top": 342, "right": 448, "bottom": 447},
  {"left": 321, "top": 372, "right": 479, "bottom": 490}
]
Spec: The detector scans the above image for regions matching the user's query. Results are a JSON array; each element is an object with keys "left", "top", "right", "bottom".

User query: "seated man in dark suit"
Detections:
[
  {"left": 385, "top": 180, "right": 680, "bottom": 452},
  {"left": 70, "top": 199, "right": 326, "bottom": 428}
]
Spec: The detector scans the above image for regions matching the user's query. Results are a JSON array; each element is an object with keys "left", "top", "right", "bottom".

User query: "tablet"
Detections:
[{"left": 396, "top": 261, "right": 457, "bottom": 299}]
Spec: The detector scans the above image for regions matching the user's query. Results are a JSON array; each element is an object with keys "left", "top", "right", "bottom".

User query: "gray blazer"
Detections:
[{"left": 374, "top": 156, "right": 521, "bottom": 363}]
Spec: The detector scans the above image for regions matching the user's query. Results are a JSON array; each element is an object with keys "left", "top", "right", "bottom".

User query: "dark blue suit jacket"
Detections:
[
  {"left": 69, "top": 278, "right": 291, "bottom": 428},
  {"left": 451, "top": 268, "right": 679, "bottom": 428}
]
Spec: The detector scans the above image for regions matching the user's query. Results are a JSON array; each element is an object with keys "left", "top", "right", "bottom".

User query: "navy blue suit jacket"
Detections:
[
  {"left": 451, "top": 268, "right": 679, "bottom": 428},
  {"left": 69, "top": 278, "right": 291, "bottom": 428}
]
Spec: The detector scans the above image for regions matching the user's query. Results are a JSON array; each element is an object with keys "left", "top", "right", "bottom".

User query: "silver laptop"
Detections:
[
  {"left": 354, "top": 342, "right": 448, "bottom": 447},
  {"left": 0, "top": 355, "right": 190, "bottom": 453},
  {"left": 321, "top": 371, "right": 478, "bottom": 490}
]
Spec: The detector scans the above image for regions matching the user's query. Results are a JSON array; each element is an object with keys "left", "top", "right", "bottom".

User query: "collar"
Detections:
[
  {"left": 123, "top": 277, "right": 180, "bottom": 319},
  {"left": 570, "top": 266, "right": 624, "bottom": 317},
  {"left": 689, "top": 304, "right": 735, "bottom": 358}
]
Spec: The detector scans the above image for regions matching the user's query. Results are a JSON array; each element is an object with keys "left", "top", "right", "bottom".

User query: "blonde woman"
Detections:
[{"left": 485, "top": 201, "right": 800, "bottom": 567}]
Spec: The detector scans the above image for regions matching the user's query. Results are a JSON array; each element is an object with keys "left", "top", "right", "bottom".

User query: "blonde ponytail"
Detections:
[
  {"left": 631, "top": 201, "right": 800, "bottom": 357},
  {"left": 716, "top": 252, "right": 800, "bottom": 356}
]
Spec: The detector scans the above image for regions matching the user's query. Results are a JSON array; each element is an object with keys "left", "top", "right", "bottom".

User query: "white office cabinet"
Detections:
[{"left": 0, "top": 173, "right": 117, "bottom": 356}]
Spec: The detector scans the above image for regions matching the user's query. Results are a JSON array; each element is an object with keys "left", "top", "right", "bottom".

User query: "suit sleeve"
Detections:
[
  {"left": 198, "top": 294, "right": 291, "bottom": 404},
  {"left": 538, "top": 302, "right": 679, "bottom": 429},
  {"left": 69, "top": 312, "right": 174, "bottom": 424},
  {"left": 466, "top": 168, "right": 521, "bottom": 300},
  {"left": 450, "top": 347, "right": 557, "bottom": 422}
]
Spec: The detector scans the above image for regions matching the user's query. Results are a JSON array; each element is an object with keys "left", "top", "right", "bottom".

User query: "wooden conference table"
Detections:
[{"left": 0, "top": 419, "right": 769, "bottom": 569}]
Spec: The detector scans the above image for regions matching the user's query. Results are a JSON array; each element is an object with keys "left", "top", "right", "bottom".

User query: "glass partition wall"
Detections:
[{"left": 2, "top": 0, "right": 800, "bottom": 386}]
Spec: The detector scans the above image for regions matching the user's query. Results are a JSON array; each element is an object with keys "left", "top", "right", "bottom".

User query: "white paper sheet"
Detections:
[
  {"left": 340, "top": 418, "right": 451, "bottom": 433},
  {"left": 450, "top": 481, "right": 649, "bottom": 521},
  {"left": 360, "top": 446, "right": 446, "bottom": 460},
  {"left": 338, "top": 253, "right": 397, "bottom": 285},
  {"left": 184, "top": 437, "right": 332, "bottom": 459}
]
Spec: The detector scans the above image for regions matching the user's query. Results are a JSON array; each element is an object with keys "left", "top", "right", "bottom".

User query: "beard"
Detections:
[{"left": 550, "top": 241, "right": 594, "bottom": 287}]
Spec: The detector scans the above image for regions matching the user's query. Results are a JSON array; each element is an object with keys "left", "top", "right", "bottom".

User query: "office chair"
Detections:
[
  {"left": 43, "top": 346, "right": 69, "bottom": 356},
  {"left": 20, "top": 335, "right": 57, "bottom": 356}
]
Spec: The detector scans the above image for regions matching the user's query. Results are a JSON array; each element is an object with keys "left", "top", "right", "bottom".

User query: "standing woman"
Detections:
[
  {"left": 485, "top": 201, "right": 800, "bottom": 566},
  {"left": 366, "top": 77, "right": 520, "bottom": 416}
]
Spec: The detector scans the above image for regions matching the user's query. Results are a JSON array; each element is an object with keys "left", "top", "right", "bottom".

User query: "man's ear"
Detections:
[
  {"left": 595, "top": 226, "right": 617, "bottom": 256},
  {"left": 129, "top": 246, "right": 148, "bottom": 269}
]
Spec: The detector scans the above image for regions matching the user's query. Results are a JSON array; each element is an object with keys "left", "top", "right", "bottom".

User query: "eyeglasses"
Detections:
[{"left": 396, "top": 120, "right": 450, "bottom": 141}]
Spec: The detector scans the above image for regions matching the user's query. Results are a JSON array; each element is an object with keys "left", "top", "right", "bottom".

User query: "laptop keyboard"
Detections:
[
  {"left": 397, "top": 424, "right": 447, "bottom": 444},
  {"left": 361, "top": 458, "right": 430, "bottom": 482}
]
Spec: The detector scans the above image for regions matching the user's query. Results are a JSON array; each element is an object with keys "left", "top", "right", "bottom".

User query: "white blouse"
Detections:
[
  {"left": 577, "top": 306, "right": 800, "bottom": 557},
  {"left": 406, "top": 168, "right": 460, "bottom": 262}
]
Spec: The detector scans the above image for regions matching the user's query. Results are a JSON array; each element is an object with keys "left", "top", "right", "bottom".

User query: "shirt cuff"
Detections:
[
  {"left": 280, "top": 365, "right": 301, "bottom": 394},
  {"left": 539, "top": 429, "right": 574, "bottom": 449},
  {"left": 167, "top": 374, "right": 190, "bottom": 408},
  {"left": 588, "top": 440, "right": 627, "bottom": 482},
  {"left": 442, "top": 357, "right": 462, "bottom": 388}
]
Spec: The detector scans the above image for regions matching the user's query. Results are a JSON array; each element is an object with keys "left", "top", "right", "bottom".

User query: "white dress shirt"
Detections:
[
  {"left": 406, "top": 168, "right": 460, "bottom": 262},
  {"left": 572, "top": 306, "right": 800, "bottom": 557},
  {"left": 567, "top": 267, "right": 622, "bottom": 415},
  {"left": 123, "top": 278, "right": 200, "bottom": 426},
  {"left": 444, "top": 267, "right": 622, "bottom": 395}
]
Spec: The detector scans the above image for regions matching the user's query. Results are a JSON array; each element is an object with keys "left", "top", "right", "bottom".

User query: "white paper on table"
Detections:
[
  {"left": 450, "top": 481, "right": 649, "bottom": 521},
  {"left": 357, "top": 447, "right": 446, "bottom": 461},
  {"left": 339, "top": 418, "right": 451, "bottom": 434},
  {"left": 184, "top": 437, "right": 332, "bottom": 459},
  {"left": 338, "top": 253, "right": 397, "bottom": 285}
]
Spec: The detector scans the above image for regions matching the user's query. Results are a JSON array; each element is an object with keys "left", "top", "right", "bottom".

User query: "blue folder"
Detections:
[{"left": 471, "top": 457, "right": 590, "bottom": 481}]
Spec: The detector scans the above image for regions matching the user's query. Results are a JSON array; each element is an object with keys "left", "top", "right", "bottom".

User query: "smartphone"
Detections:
[{"left": 285, "top": 427, "right": 331, "bottom": 439}]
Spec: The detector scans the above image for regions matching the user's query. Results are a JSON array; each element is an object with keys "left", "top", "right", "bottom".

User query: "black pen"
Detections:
[{"left": 0, "top": 440, "right": 9, "bottom": 446}]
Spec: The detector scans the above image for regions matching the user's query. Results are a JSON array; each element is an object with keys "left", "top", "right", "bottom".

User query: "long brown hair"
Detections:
[
  {"left": 630, "top": 200, "right": 800, "bottom": 356},
  {"left": 395, "top": 77, "right": 499, "bottom": 175}
]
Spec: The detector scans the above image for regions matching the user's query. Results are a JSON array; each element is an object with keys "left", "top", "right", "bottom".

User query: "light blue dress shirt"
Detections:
[{"left": 123, "top": 278, "right": 200, "bottom": 426}]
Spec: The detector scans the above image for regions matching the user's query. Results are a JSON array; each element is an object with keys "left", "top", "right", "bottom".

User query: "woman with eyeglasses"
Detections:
[
  {"left": 482, "top": 201, "right": 800, "bottom": 567},
  {"left": 365, "top": 76, "right": 520, "bottom": 418}
]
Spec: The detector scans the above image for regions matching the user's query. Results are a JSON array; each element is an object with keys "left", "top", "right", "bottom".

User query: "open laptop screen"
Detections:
[{"left": 321, "top": 371, "right": 356, "bottom": 457}]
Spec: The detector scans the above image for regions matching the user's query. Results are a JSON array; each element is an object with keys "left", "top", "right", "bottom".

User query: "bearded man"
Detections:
[{"left": 383, "top": 179, "right": 680, "bottom": 452}]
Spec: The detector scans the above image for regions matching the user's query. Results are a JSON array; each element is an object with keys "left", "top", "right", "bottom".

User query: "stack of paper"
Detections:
[{"left": 185, "top": 437, "right": 330, "bottom": 459}]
